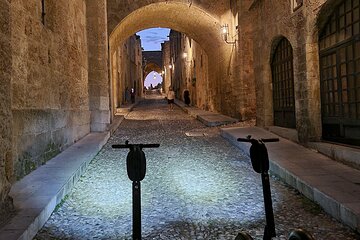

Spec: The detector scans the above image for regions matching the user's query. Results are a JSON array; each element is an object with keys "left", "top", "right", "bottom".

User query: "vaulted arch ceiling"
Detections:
[{"left": 108, "top": 1, "right": 224, "bottom": 56}]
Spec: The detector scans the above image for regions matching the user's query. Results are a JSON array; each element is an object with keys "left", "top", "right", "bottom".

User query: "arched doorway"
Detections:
[
  {"left": 271, "top": 38, "right": 296, "bottom": 128},
  {"left": 319, "top": 0, "right": 360, "bottom": 145}
]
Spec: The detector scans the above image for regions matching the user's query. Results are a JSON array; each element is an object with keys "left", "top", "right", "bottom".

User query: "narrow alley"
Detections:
[{"left": 34, "top": 95, "right": 358, "bottom": 240}]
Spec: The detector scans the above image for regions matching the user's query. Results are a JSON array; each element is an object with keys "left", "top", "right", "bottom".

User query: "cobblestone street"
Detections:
[{"left": 35, "top": 96, "right": 359, "bottom": 240}]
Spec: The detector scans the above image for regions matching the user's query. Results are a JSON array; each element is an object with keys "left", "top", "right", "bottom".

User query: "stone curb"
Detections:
[
  {"left": 0, "top": 132, "right": 111, "bottom": 240},
  {"left": 174, "top": 99, "right": 238, "bottom": 126},
  {"left": 0, "top": 103, "right": 134, "bottom": 240}
]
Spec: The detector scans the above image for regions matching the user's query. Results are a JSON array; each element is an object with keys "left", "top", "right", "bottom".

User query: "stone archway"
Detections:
[
  {"left": 143, "top": 51, "right": 163, "bottom": 80},
  {"left": 143, "top": 62, "right": 162, "bottom": 82},
  {"left": 108, "top": 2, "right": 225, "bottom": 53},
  {"left": 143, "top": 61, "right": 163, "bottom": 91},
  {"left": 144, "top": 62, "right": 162, "bottom": 76},
  {"left": 107, "top": 1, "right": 232, "bottom": 114}
]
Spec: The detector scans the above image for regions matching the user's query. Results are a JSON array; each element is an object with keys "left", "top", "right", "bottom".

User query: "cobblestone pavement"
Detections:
[{"left": 35, "top": 96, "right": 360, "bottom": 240}]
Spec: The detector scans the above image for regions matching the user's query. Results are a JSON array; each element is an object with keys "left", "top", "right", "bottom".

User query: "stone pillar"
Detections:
[
  {"left": 86, "top": 0, "right": 111, "bottom": 132},
  {"left": 0, "top": 0, "right": 14, "bottom": 222}
]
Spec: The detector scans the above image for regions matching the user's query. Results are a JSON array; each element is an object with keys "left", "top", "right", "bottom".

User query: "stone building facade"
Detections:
[
  {"left": 2, "top": 0, "right": 93, "bottom": 220},
  {"left": 0, "top": 0, "right": 14, "bottom": 222},
  {"left": 162, "top": 41, "right": 171, "bottom": 94},
  {"left": 0, "top": 0, "right": 112, "bottom": 218},
  {"left": 164, "top": 30, "right": 209, "bottom": 109},
  {"left": 111, "top": 34, "right": 143, "bottom": 113},
  {"left": 250, "top": 0, "right": 359, "bottom": 144},
  {"left": 10, "top": 0, "right": 90, "bottom": 180},
  {"left": 0, "top": 0, "right": 359, "bottom": 224}
]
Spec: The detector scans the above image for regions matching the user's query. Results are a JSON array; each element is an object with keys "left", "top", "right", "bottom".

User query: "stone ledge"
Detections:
[
  {"left": 307, "top": 142, "right": 360, "bottom": 170},
  {"left": 0, "top": 132, "right": 110, "bottom": 240},
  {"left": 267, "top": 126, "right": 299, "bottom": 143},
  {"left": 174, "top": 99, "right": 238, "bottom": 127}
]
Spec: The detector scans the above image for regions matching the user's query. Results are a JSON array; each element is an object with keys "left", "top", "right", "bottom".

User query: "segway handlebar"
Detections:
[
  {"left": 112, "top": 144, "right": 160, "bottom": 148},
  {"left": 112, "top": 140, "right": 160, "bottom": 149},
  {"left": 237, "top": 135, "right": 279, "bottom": 143}
]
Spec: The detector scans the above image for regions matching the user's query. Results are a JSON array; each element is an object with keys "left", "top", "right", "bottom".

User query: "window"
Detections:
[
  {"left": 271, "top": 38, "right": 296, "bottom": 128},
  {"left": 319, "top": 0, "right": 360, "bottom": 145},
  {"left": 41, "top": 0, "right": 45, "bottom": 25}
]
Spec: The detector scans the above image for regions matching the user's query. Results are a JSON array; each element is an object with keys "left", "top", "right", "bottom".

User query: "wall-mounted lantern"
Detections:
[
  {"left": 182, "top": 52, "right": 192, "bottom": 65},
  {"left": 220, "top": 24, "right": 236, "bottom": 45}
]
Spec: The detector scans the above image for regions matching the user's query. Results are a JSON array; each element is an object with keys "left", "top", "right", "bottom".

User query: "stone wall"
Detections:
[
  {"left": 206, "top": 0, "right": 257, "bottom": 119},
  {"left": 162, "top": 41, "right": 171, "bottom": 94},
  {"left": 111, "top": 35, "right": 143, "bottom": 111},
  {"left": 170, "top": 33, "right": 209, "bottom": 110},
  {"left": 251, "top": 0, "right": 328, "bottom": 142},
  {"left": 134, "top": 36, "right": 143, "bottom": 99},
  {"left": 0, "top": 0, "right": 14, "bottom": 224},
  {"left": 193, "top": 41, "right": 209, "bottom": 109},
  {"left": 10, "top": 0, "right": 90, "bottom": 179},
  {"left": 87, "top": 0, "right": 111, "bottom": 131},
  {"left": 234, "top": 0, "right": 256, "bottom": 121}
]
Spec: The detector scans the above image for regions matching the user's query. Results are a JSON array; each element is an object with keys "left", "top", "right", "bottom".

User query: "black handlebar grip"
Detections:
[
  {"left": 141, "top": 144, "right": 160, "bottom": 148},
  {"left": 261, "top": 138, "right": 279, "bottom": 143},
  {"left": 112, "top": 144, "right": 160, "bottom": 149},
  {"left": 112, "top": 145, "right": 130, "bottom": 148},
  {"left": 237, "top": 138, "right": 279, "bottom": 143},
  {"left": 237, "top": 138, "right": 251, "bottom": 142}
]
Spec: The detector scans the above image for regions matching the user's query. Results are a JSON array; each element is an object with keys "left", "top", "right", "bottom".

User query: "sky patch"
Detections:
[{"left": 137, "top": 28, "right": 170, "bottom": 51}]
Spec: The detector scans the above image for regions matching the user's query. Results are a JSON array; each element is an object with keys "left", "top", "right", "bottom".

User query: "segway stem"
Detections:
[
  {"left": 236, "top": 136, "right": 315, "bottom": 240},
  {"left": 112, "top": 141, "right": 160, "bottom": 240},
  {"left": 262, "top": 172, "right": 276, "bottom": 240},
  {"left": 133, "top": 181, "right": 141, "bottom": 240}
]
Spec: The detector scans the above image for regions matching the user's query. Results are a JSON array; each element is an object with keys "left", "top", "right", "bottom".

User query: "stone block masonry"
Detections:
[
  {"left": 87, "top": 0, "right": 111, "bottom": 132},
  {"left": 9, "top": 0, "right": 90, "bottom": 208},
  {"left": 0, "top": 0, "right": 14, "bottom": 226}
]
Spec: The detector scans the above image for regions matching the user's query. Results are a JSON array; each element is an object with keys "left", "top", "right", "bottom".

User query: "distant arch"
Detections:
[
  {"left": 143, "top": 62, "right": 162, "bottom": 81},
  {"left": 143, "top": 51, "right": 163, "bottom": 79}
]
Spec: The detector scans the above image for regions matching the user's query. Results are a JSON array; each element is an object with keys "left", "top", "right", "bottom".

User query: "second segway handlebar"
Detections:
[{"left": 237, "top": 135, "right": 279, "bottom": 143}]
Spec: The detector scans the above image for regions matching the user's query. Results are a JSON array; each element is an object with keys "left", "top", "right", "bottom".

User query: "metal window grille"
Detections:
[
  {"left": 319, "top": 0, "right": 360, "bottom": 145},
  {"left": 271, "top": 38, "right": 296, "bottom": 128},
  {"left": 41, "top": 0, "right": 45, "bottom": 25}
]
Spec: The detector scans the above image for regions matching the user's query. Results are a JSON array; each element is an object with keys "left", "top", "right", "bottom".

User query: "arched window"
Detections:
[
  {"left": 271, "top": 38, "right": 296, "bottom": 128},
  {"left": 319, "top": 0, "right": 360, "bottom": 145},
  {"left": 41, "top": 0, "right": 45, "bottom": 25}
]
